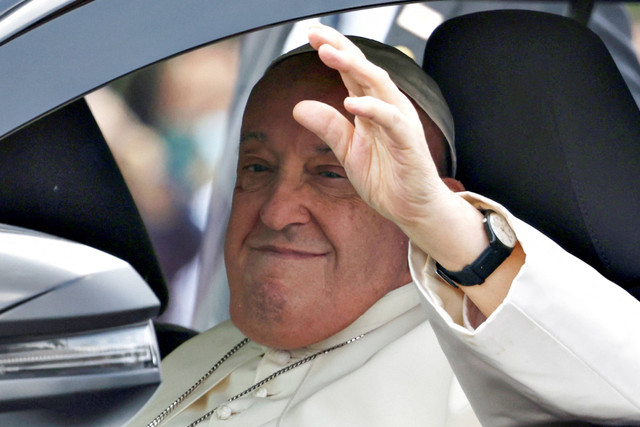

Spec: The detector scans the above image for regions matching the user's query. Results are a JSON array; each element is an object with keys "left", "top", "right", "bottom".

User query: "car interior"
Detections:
[
  {"left": 0, "top": 98, "right": 200, "bottom": 358},
  {"left": 424, "top": 9, "right": 640, "bottom": 299},
  {"left": 0, "top": 1, "right": 638, "bottom": 425}
]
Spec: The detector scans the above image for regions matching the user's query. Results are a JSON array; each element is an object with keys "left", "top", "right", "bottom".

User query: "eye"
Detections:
[
  {"left": 244, "top": 163, "right": 270, "bottom": 173},
  {"left": 236, "top": 160, "right": 274, "bottom": 192},
  {"left": 308, "top": 164, "right": 356, "bottom": 198},
  {"left": 315, "top": 165, "right": 346, "bottom": 180},
  {"left": 319, "top": 170, "right": 344, "bottom": 179}
]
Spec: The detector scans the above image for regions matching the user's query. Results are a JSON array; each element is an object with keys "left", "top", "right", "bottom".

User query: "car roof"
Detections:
[
  {"left": 0, "top": 0, "right": 416, "bottom": 140},
  {"left": 0, "top": 0, "right": 617, "bottom": 140},
  {"left": 0, "top": 0, "right": 25, "bottom": 16}
]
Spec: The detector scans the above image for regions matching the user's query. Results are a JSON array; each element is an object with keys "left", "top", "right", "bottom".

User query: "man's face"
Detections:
[{"left": 224, "top": 58, "right": 413, "bottom": 349}]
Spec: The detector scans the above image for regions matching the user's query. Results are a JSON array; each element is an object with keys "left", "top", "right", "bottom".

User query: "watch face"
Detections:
[{"left": 488, "top": 212, "right": 517, "bottom": 248}]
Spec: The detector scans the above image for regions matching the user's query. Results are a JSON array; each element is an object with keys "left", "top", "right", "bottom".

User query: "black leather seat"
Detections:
[{"left": 423, "top": 10, "right": 640, "bottom": 299}]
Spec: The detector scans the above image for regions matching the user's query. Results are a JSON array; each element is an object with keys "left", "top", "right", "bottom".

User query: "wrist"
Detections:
[
  {"left": 436, "top": 209, "right": 517, "bottom": 287},
  {"left": 402, "top": 192, "right": 488, "bottom": 269}
]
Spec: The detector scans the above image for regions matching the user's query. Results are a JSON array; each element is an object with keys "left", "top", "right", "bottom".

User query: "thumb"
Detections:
[{"left": 293, "top": 100, "right": 354, "bottom": 164}]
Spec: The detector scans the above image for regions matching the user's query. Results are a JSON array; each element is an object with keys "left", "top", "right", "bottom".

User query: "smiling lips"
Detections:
[{"left": 252, "top": 244, "right": 327, "bottom": 259}]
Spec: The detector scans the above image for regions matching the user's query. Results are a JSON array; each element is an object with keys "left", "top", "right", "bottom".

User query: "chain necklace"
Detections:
[
  {"left": 146, "top": 338, "right": 250, "bottom": 427},
  {"left": 146, "top": 333, "right": 366, "bottom": 427}
]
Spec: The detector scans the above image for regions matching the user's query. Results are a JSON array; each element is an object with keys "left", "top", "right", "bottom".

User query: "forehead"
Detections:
[
  {"left": 239, "top": 129, "right": 333, "bottom": 156},
  {"left": 240, "top": 57, "right": 347, "bottom": 156},
  {"left": 241, "top": 52, "right": 449, "bottom": 175},
  {"left": 245, "top": 55, "right": 347, "bottom": 112}
]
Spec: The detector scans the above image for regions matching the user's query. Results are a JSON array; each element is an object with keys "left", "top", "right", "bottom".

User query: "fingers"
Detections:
[
  {"left": 307, "top": 23, "right": 365, "bottom": 59},
  {"left": 344, "top": 96, "right": 420, "bottom": 147},
  {"left": 307, "top": 24, "right": 415, "bottom": 116},
  {"left": 316, "top": 43, "right": 380, "bottom": 97},
  {"left": 294, "top": 95, "right": 430, "bottom": 172},
  {"left": 293, "top": 100, "right": 354, "bottom": 164}
]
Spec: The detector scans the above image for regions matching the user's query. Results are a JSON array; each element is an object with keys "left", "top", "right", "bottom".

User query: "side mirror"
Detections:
[{"left": 0, "top": 224, "right": 161, "bottom": 425}]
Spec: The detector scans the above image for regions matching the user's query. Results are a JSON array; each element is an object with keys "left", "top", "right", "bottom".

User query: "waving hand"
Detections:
[{"left": 293, "top": 24, "right": 452, "bottom": 232}]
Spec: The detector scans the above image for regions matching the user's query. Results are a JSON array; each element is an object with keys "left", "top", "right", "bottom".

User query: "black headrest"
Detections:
[
  {"left": 0, "top": 99, "right": 168, "bottom": 310},
  {"left": 423, "top": 10, "right": 640, "bottom": 293}
]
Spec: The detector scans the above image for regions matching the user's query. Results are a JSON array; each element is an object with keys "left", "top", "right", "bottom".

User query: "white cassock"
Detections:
[{"left": 127, "top": 194, "right": 640, "bottom": 426}]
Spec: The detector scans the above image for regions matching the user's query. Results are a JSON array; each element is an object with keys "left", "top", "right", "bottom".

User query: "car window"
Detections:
[
  {"left": 88, "top": 2, "right": 640, "bottom": 333},
  {"left": 86, "top": 35, "right": 241, "bottom": 329}
]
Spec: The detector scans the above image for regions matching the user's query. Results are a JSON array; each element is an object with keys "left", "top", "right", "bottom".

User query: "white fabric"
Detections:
[
  {"left": 128, "top": 284, "right": 478, "bottom": 426},
  {"left": 411, "top": 193, "right": 640, "bottom": 425},
  {"left": 127, "top": 194, "right": 640, "bottom": 426}
]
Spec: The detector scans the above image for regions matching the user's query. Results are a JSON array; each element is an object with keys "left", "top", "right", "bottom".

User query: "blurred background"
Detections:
[
  {"left": 86, "top": 2, "right": 640, "bottom": 333},
  {"left": 87, "top": 37, "right": 240, "bottom": 329}
]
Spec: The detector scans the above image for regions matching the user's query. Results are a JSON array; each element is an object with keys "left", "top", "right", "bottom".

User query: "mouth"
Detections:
[{"left": 252, "top": 245, "right": 327, "bottom": 259}]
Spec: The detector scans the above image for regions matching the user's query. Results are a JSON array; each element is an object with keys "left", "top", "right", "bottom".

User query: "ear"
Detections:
[{"left": 442, "top": 177, "right": 465, "bottom": 192}]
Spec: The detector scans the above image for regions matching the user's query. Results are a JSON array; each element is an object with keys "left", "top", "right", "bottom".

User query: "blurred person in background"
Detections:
[
  {"left": 149, "top": 39, "right": 240, "bottom": 326},
  {"left": 91, "top": 39, "right": 240, "bottom": 328},
  {"left": 86, "top": 89, "right": 200, "bottom": 295}
]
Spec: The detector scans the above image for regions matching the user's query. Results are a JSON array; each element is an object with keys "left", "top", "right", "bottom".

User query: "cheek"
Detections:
[
  {"left": 224, "top": 195, "right": 260, "bottom": 269},
  {"left": 330, "top": 204, "right": 410, "bottom": 274},
  {"left": 358, "top": 223, "right": 411, "bottom": 292},
  {"left": 227, "top": 191, "right": 261, "bottom": 234},
  {"left": 364, "top": 221, "right": 409, "bottom": 269}
]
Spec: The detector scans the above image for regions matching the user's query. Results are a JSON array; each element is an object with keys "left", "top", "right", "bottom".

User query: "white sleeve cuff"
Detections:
[{"left": 408, "top": 191, "right": 518, "bottom": 332}]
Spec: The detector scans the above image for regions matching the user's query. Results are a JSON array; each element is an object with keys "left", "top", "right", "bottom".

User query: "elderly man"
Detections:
[{"left": 128, "top": 25, "right": 640, "bottom": 426}]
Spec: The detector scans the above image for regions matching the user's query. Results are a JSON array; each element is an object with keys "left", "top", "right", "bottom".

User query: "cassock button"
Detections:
[
  {"left": 267, "top": 350, "right": 291, "bottom": 366},
  {"left": 216, "top": 404, "right": 232, "bottom": 420}
]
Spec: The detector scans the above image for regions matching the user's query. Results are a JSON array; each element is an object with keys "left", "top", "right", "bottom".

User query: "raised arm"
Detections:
[{"left": 293, "top": 24, "right": 524, "bottom": 317}]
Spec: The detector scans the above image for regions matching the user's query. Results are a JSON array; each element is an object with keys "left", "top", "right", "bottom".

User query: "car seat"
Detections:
[{"left": 423, "top": 10, "right": 640, "bottom": 299}]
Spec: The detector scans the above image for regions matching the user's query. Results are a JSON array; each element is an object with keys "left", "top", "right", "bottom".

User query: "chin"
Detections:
[
  {"left": 230, "top": 304, "right": 335, "bottom": 350},
  {"left": 230, "top": 317, "right": 302, "bottom": 349}
]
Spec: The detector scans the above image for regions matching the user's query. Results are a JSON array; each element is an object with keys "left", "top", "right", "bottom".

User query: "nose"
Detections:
[{"left": 259, "top": 177, "right": 311, "bottom": 231}]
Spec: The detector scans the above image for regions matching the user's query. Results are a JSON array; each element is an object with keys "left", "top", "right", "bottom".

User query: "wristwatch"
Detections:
[{"left": 436, "top": 210, "right": 517, "bottom": 288}]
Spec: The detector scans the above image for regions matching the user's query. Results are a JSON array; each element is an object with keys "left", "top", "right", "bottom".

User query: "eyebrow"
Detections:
[
  {"left": 240, "top": 131, "right": 267, "bottom": 143},
  {"left": 239, "top": 132, "right": 335, "bottom": 156},
  {"left": 315, "top": 146, "right": 333, "bottom": 155}
]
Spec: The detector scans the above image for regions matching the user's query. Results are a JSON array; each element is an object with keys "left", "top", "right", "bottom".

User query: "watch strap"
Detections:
[
  {"left": 435, "top": 210, "right": 514, "bottom": 288},
  {"left": 436, "top": 244, "right": 512, "bottom": 287}
]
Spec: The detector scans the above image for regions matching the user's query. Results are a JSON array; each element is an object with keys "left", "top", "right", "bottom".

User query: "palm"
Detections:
[
  {"left": 343, "top": 113, "right": 439, "bottom": 225},
  {"left": 293, "top": 34, "right": 445, "bottom": 228}
]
